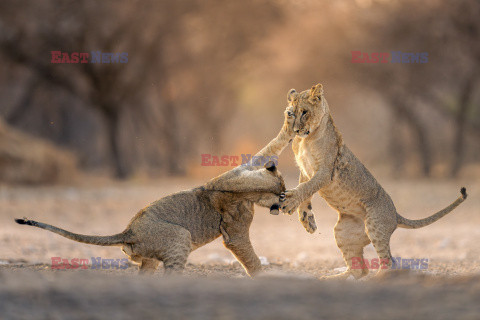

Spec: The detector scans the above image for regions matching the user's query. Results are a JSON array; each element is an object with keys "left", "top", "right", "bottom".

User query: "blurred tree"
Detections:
[
  {"left": 1, "top": 0, "right": 478, "bottom": 181},
  {"left": 440, "top": 0, "right": 480, "bottom": 176},
  {"left": 245, "top": 0, "right": 479, "bottom": 178},
  {"left": 0, "top": 0, "right": 282, "bottom": 178},
  {"left": 348, "top": 0, "right": 480, "bottom": 177}
]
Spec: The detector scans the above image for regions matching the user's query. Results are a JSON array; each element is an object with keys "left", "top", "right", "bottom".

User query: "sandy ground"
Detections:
[{"left": 0, "top": 176, "right": 479, "bottom": 319}]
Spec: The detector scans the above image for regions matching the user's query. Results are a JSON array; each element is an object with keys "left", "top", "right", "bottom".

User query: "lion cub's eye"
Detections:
[{"left": 302, "top": 110, "right": 307, "bottom": 116}]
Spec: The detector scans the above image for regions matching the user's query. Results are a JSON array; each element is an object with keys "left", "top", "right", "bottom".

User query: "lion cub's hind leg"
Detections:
[
  {"left": 159, "top": 224, "right": 192, "bottom": 275},
  {"left": 139, "top": 259, "right": 160, "bottom": 274},
  {"left": 126, "top": 221, "right": 192, "bottom": 275},
  {"left": 365, "top": 206, "right": 397, "bottom": 277},
  {"left": 326, "top": 214, "right": 371, "bottom": 280}
]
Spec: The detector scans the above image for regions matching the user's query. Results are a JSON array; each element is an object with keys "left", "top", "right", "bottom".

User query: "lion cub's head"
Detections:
[
  {"left": 285, "top": 83, "right": 329, "bottom": 138},
  {"left": 205, "top": 161, "right": 285, "bottom": 195},
  {"left": 204, "top": 161, "right": 286, "bottom": 215}
]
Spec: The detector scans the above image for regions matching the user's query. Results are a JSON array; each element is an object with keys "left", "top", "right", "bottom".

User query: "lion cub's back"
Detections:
[
  {"left": 127, "top": 188, "right": 222, "bottom": 246},
  {"left": 334, "top": 146, "right": 393, "bottom": 207}
]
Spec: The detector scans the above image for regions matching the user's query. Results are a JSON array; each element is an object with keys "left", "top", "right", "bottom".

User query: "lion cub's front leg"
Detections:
[
  {"left": 297, "top": 196, "right": 317, "bottom": 234},
  {"left": 281, "top": 189, "right": 317, "bottom": 233},
  {"left": 295, "top": 172, "right": 317, "bottom": 233},
  {"left": 281, "top": 168, "right": 331, "bottom": 215},
  {"left": 220, "top": 204, "right": 262, "bottom": 277}
]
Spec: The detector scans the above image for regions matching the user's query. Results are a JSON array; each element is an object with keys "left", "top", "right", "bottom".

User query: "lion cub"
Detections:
[
  {"left": 15, "top": 161, "right": 285, "bottom": 277},
  {"left": 279, "top": 83, "right": 467, "bottom": 279}
]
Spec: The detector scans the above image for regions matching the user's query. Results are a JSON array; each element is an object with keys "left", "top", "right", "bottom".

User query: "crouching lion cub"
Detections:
[
  {"left": 15, "top": 161, "right": 285, "bottom": 277},
  {"left": 279, "top": 83, "right": 468, "bottom": 279}
]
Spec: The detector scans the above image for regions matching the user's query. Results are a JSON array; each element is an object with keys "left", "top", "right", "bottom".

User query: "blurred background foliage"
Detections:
[{"left": 0, "top": 0, "right": 478, "bottom": 183}]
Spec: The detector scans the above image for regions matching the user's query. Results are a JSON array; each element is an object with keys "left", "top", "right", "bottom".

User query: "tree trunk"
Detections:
[
  {"left": 391, "top": 97, "right": 432, "bottom": 177},
  {"left": 105, "top": 109, "right": 129, "bottom": 179},
  {"left": 7, "top": 77, "right": 39, "bottom": 125},
  {"left": 450, "top": 74, "right": 477, "bottom": 177},
  {"left": 163, "top": 104, "right": 185, "bottom": 175},
  {"left": 389, "top": 108, "right": 406, "bottom": 177}
]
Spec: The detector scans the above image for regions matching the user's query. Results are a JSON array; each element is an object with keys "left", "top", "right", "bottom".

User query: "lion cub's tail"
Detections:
[
  {"left": 396, "top": 188, "right": 467, "bottom": 229},
  {"left": 15, "top": 218, "right": 127, "bottom": 246}
]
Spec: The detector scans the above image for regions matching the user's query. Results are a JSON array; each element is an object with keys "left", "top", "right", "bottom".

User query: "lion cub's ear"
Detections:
[
  {"left": 264, "top": 161, "right": 277, "bottom": 172},
  {"left": 287, "top": 89, "right": 297, "bottom": 103},
  {"left": 309, "top": 83, "right": 324, "bottom": 100}
]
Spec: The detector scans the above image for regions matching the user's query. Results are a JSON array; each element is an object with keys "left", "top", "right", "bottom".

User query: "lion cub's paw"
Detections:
[
  {"left": 283, "top": 106, "right": 296, "bottom": 138},
  {"left": 280, "top": 189, "right": 303, "bottom": 215},
  {"left": 300, "top": 210, "right": 317, "bottom": 234},
  {"left": 321, "top": 271, "right": 354, "bottom": 281}
]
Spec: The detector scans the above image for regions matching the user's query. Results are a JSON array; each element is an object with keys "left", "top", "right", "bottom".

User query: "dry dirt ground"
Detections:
[{"left": 0, "top": 177, "right": 479, "bottom": 319}]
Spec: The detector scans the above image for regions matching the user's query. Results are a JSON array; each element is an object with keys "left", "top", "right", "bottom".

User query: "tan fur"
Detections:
[
  {"left": 256, "top": 104, "right": 319, "bottom": 233},
  {"left": 279, "top": 83, "right": 468, "bottom": 279},
  {"left": 15, "top": 161, "right": 285, "bottom": 277}
]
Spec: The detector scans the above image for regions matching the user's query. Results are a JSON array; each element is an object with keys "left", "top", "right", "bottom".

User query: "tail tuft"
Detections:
[
  {"left": 15, "top": 218, "right": 37, "bottom": 226},
  {"left": 460, "top": 187, "right": 467, "bottom": 200}
]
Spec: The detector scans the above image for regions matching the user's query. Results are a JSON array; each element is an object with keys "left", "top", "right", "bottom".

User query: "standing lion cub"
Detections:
[
  {"left": 15, "top": 161, "right": 285, "bottom": 277},
  {"left": 277, "top": 83, "right": 467, "bottom": 279}
]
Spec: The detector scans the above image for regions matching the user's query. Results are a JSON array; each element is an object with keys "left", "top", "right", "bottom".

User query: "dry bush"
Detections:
[{"left": 0, "top": 118, "right": 77, "bottom": 184}]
